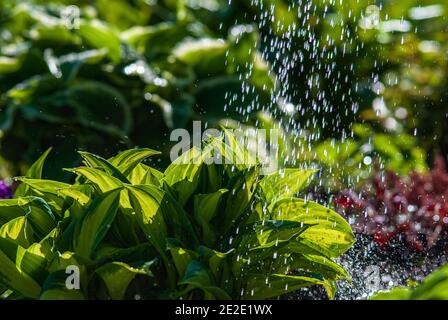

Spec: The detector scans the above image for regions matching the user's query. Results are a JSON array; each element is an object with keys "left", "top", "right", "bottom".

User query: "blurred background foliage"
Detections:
[
  {"left": 0, "top": 0, "right": 447, "bottom": 186},
  {"left": 0, "top": 0, "right": 275, "bottom": 179}
]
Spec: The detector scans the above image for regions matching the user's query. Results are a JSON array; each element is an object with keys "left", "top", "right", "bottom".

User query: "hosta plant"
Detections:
[{"left": 0, "top": 133, "right": 354, "bottom": 300}]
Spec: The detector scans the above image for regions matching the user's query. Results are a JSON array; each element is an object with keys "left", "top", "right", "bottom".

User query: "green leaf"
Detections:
[
  {"left": 194, "top": 189, "right": 227, "bottom": 245},
  {"left": 370, "top": 287, "right": 411, "bottom": 300},
  {"left": 196, "top": 246, "right": 234, "bottom": 279},
  {"left": 78, "top": 20, "right": 121, "bottom": 63},
  {"left": 95, "top": 243, "right": 155, "bottom": 263},
  {"left": 58, "top": 185, "right": 94, "bottom": 206},
  {"left": 14, "top": 179, "right": 69, "bottom": 215},
  {"left": 96, "top": 261, "right": 153, "bottom": 300},
  {"left": 0, "top": 197, "right": 56, "bottom": 239},
  {"left": 79, "top": 151, "right": 130, "bottom": 183},
  {"left": 0, "top": 236, "right": 48, "bottom": 298},
  {"left": 23, "top": 197, "right": 56, "bottom": 240},
  {"left": 127, "top": 164, "right": 163, "bottom": 186},
  {"left": 0, "top": 216, "right": 34, "bottom": 248},
  {"left": 73, "top": 188, "right": 122, "bottom": 260},
  {"left": 261, "top": 168, "right": 317, "bottom": 204},
  {"left": 167, "top": 239, "right": 196, "bottom": 279},
  {"left": 271, "top": 198, "right": 355, "bottom": 257},
  {"left": 109, "top": 148, "right": 160, "bottom": 176},
  {"left": 179, "top": 261, "right": 231, "bottom": 300},
  {"left": 0, "top": 199, "right": 30, "bottom": 226},
  {"left": 126, "top": 186, "right": 168, "bottom": 255},
  {"left": 234, "top": 220, "right": 311, "bottom": 258},
  {"left": 287, "top": 253, "right": 349, "bottom": 281},
  {"left": 173, "top": 38, "right": 228, "bottom": 75},
  {"left": 222, "top": 168, "right": 259, "bottom": 233},
  {"left": 66, "top": 167, "right": 123, "bottom": 193},
  {"left": 128, "top": 185, "right": 198, "bottom": 248},
  {"left": 15, "top": 148, "right": 52, "bottom": 197},
  {"left": 243, "top": 273, "right": 333, "bottom": 300},
  {"left": 164, "top": 147, "right": 204, "bottom": 206},
  {"left": 208, "top": 131, "right": 258, "bottom": 172}
]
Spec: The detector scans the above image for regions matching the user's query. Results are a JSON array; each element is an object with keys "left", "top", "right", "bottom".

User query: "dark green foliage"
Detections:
[{"left": 0, "top": 0, "right": 275, "bottom": 178}]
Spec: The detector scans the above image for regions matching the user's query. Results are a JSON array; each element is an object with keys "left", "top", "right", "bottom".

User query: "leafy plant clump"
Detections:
[
  {"left": 0, "top": 132, "right": 353, "bottom": 300},
  {"left": 335, "top": 157, "right": 448, "bottom": 252}
]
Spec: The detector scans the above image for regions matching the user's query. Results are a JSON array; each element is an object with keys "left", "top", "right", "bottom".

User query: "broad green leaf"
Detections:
[
  {"left": 0, "top": 236, "right": 48, "bottom": 298},
  {"left": 223, "top": 128, "right": 258, "bottom": 169},
  {"left": 0, "top": 248, "right": 42, "bottom": 299},
  {"left": 24, "top": 147, "right": 52, "bottom": 179},
  {"left": 208, "top": 132, "right": 257, "bottom": 172},
  {"left": 261, "top": 168, "right": 317, "bottom": 204},
  {"left": 58, "top": 185, "right": 95, "bottom": 206},
  {"left": 196, "top": 246, "right": 234, "bottom": 279},
  {"left": 179, "top": 261, "right": 231, "bottom": 300},
  {"left": 79, "top": 151, "right": 130, "bottom": 183},
  {"left": 0, "top": 199, "right": 30, "bottom": 225},
  {"left": 251, "top": 220, "right": 310, "bottom": 249},
  {"left": 128, "top": 185, "right": 198, "bottom": 248},
  {"left": 126, "top": 186, "right": 167, "bottom": 254},
  {"left": 243, "top": 273, "right": 332, "bottom": 300},
  {"left": 0, "top": 216, "right": 34, "bottom": 248},
  {"left": 66, "top": 167, "right": 123, "bottom": 193},
  {"left": 287, "top": 254, "right": 349, "bottom": 281},
  {"left": 78, "top": 20, "right": 121, "bottom": 63},
  {"left": 109, "top": 148, "right": 161, "bottom": 177},
  {"left": 22, "top": 197, "right": 56, "bottom": 240},
  {"left": 271, "top": 198, "right": 355, "bottom": 257},
  {"left": 15, "top": 148, "right": 52, "bottom": 197},
  {"left": 194, "top": 189, "right": 227, "bottom": 245},
  {"left": 96, "top": 261, "right": 153, "bottom": 300},
  {"left": 0, "top": 197, "right": 56, "bottom": 239},
  {"left": 167, "top": 239, "right": 197, "bottom": 279},
  {"left": 370, "top": 287, "right": 411, "bottom": 300},
  {"left": 108, "top": 208, "right": 141, "bottom": 247},
  {"left": 127, "top": 164, "right": 163, "bottom": 186},
  {"left": 164, "top": 147, "right": 204, "bottom": 206},
  {"left": 173, "top": 38, "right": 228, "bottom": 75},
  {"left": 14, "top": 179, "right": 69, "bottom": 214},
  {"left": 15, "top": 178, "right": 69, "bottom": 195},
  {"left": 74, "top": 189, "right": 122, "bottom": 260},
  {"left": 95, "top": 243, "right": 155, "bottom": 264},
  {"left": 222, "top": 168, "right": 259, "bottom": 233}
]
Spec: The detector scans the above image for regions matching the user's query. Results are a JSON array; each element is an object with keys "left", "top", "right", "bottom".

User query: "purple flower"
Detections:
[{"left": 0, "top": 181, "right": 13, "bottom": 199}]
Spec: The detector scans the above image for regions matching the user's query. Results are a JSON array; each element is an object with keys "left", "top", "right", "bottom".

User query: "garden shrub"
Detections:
[{"left": 0, "top": 131, "right": 354, "bottom": 300}]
